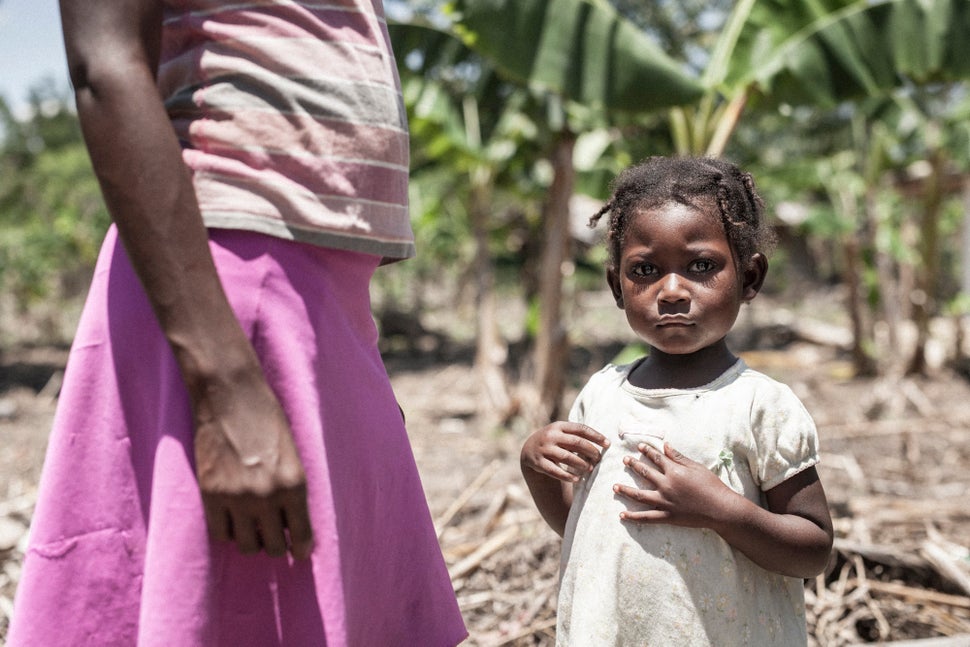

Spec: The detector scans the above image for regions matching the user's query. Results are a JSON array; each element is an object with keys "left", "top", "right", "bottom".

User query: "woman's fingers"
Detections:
[
  {"left": 282, "top": 496, "right": 314, "bottom": 560},
  {"left": 256, "top": 508, "right": 288, "bottom": 558},
  {"left": 203, "top": 490, "right": 313, "bottom": 560},
  {"left": 202, "top": 496, "right": 232, "bottom": 542},
  {"left": 229, "top": 509, "right": 260, "bottom": 554}
]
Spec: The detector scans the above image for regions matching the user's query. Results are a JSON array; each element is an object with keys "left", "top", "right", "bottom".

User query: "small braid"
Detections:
[{"left": 589, "top": 156, "right": 776, "bottom": 271}]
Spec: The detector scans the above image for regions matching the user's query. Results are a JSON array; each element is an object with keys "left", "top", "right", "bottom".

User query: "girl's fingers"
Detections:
[
  {"left": 558, "top": 435, "right": 608, "bottom": 464},
  {"left": 638, "top": 444, "right": 665, "bottom": 472},
  {"left": 613, "top": 484, "right": 668, "bottom": 523},
  {"left": 623, "top": 454, "right": 660, "bottom": 484},
  {"left": 555, "top": 446, "right": 597, "bottom": 472},
  {"left": 619, "top": 509, "right": 668, "bottom": 523},
  {"left": 201, "top": 490, "right": 313, "bottom": 559},
  {"left": 523, "top": 449, "right": 587, "bottom": 482},
  {"left": 613, "top": 483, "right": 656, "bottom": 504},
  {"left": 560, "top": 423, "right": 610, "bottom": 449},
  {"left": 541, "top": 458, "right": 585, "bottom": 482}
]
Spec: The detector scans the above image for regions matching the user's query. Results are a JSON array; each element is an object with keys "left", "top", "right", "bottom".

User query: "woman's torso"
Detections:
[{"left": 157, "top": 0, "right": 414, "bottom": 259}]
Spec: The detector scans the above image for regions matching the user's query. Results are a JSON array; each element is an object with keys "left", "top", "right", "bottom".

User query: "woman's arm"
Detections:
[
  {"left": 59, "top": 0, "right": 313, "bottom": 559},
  {"left": 614, "top": 443, "right": 833, "bottom": 578}
]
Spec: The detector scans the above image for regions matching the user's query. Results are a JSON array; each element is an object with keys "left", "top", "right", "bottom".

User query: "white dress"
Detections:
[{"left": 558, "top": 359, "right": 819, "bottom": 646}]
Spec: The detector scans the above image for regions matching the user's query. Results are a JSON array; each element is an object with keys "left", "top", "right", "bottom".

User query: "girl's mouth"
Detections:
[{"left": 656, "top": 316, "right": 693, "bottom": 327}]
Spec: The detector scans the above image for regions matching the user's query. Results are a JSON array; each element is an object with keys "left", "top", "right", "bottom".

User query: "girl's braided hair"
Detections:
[{"left": 589, "top": 156, "right": 777, "bottom": 271}]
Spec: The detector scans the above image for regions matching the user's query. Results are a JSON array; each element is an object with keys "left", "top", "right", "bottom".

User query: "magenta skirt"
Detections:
[{"left": 9, "top": 227, "right": 466, "bottom": 646}]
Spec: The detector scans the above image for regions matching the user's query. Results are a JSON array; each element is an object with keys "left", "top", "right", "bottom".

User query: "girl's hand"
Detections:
[
  {"left": 520, "top": 422, "right": 610, "bottom": 536},
  {"left": 521, "top": 422, "right": 610, "bottom": 483},
  {"left": 613, "top": 442, "right": 733, "bottom": 528},
  {"left": 615, "top": 442, "right": 835, "bottom": 578}
]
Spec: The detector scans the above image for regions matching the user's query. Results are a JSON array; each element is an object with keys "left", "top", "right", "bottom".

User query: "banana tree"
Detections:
[
  {"left": 887, "top": 92, "right": 970, "bottom": 376},
  {"left": 681, "top": 0, "right": 970, "bottom": 378},
  {"left": 446, "top": 0, "right": 704, "bottom": 421},
  {"left": 744, "top": 0, "right": 970, "bottom": 375},
  {"left": 397, "top": 0, "right": 970, "bottom": 417},
  {"left": 671, "top": 0, "right": 970, "bottom": 156},
  {"left": 388, "top": 20, "right": 547, "bottom": 421}
]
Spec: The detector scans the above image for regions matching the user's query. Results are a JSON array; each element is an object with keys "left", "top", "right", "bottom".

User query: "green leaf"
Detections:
[
  {"left": 449, "top": 0, "right": 703, "bottom": 111},
  {"left": 738, "top": 0, "right": 970, "bottom": 107}
]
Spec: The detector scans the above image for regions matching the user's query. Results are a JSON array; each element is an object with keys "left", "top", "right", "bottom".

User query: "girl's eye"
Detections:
[
  {"left": 630, "top": 263, "right": 656, "bottom": 278},
  {"left": 690, "top": 259, "right": 716, "bottom": 273}
]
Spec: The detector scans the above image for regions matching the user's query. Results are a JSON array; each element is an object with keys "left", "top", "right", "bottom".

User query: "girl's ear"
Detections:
[
  {"left": 607, "top": 268, "right": 624, "bottom": 308},
  {"left": 741, "top": 253, "right": 768, "bottom": 302}
]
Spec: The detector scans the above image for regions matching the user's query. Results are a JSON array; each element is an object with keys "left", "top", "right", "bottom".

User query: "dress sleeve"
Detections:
[
  {"left": 567, "top": 364, "right": 620, "bottom": 425},
  {"left": 749, "top": 381, "right": 820, "bottom": 491},
  {"left": 567, "top": 377, "right": 593, "bottom": 424}
]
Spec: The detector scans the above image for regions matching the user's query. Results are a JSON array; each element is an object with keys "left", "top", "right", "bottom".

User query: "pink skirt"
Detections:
[{"left": 10, "top": 227, "right": 466, "bottom": 646}]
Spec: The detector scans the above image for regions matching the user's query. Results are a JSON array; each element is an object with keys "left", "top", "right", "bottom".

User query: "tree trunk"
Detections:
[
  {"left": 469, "top": 176, "right": 512, "bottom": 420},
  {"left": 533, "top": 132, "right": 576, "bottom": 423},
  {"left": 844, "top": 232, "right": 877, "bottom": 377},
  {"left": 955, "top": 181, "right": 970, "bottom": 363},
  {"left": 961, "top": 181, "right": 970, "bottom": 301},
  {"left": 907, "top": 148, "right": 944, "bottom": 376},
  {"left": 869, "top": 186, "right": 901, "bottom": 363},
  {"left": 837, "top": 184, "right": 877, "bottom": 377}
]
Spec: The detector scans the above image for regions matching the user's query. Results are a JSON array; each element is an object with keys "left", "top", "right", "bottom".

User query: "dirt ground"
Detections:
[{"left": 1, "top": 290, "right": 969, "bottom": 645}]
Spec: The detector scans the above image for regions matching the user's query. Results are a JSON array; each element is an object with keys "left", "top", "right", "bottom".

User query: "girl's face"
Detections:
[{"left": 607, "top": 201, "right": 762, "bottom": 357}]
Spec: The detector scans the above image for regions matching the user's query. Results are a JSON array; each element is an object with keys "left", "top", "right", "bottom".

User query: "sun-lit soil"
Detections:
[{"left": 2, "top": 289, "right": 969, "bottom": 645}]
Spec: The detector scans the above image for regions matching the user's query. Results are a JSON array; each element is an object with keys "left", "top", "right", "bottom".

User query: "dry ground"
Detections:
[{"left": 1, "top": 290, "right": 969, "bottom": 645}]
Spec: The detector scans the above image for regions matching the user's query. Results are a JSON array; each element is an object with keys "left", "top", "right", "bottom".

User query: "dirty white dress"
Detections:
[{"left": 557, "top": 359, "right": 819, "bottom": 646}]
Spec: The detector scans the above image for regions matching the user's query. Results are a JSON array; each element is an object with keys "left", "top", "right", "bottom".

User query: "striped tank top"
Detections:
[{"left": 157, "top": 0, "right": 413, "bottom": 260}]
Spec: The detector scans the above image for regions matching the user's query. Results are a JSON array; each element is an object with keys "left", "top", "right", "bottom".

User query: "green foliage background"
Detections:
[
  {"left": 2, "top": 0, "right": 970, "bottom": 373},
  {"left": 0, "top": 80, "right": 108, "bottom": 313}
]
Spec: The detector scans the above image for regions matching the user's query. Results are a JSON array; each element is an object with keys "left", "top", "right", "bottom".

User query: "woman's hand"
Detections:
[
  {"left": 521, "top": 422, "right": 610, "bottom": 483},
  {"left": 60, "top": 0, "right": 313, "bottom": 560},
  {"left": 192, "top": 365, "right": 313, "bottom": 560}
]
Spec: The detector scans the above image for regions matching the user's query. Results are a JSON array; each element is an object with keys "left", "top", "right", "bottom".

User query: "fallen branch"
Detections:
[
  {"left": 0, "top": 491, "right": 36, "bottom": 518},
  {"left": 449, "top": 524, "right": 519, "bottom": 582},
  {"left": 490, "top": 617, "right": 558, "bottom": 647},
  {"left": 435, "top": 459, "right": 502, "bottom": 538},
  {"left": 848, "top": 498, "right": 970, "bottom": 522},
  {"left": 873, "top": 636, "right": 970, "bottom": 647},
  {"left": 849, "top": 578, "right": 970, "bottom": 609},
  {"left": 921, "top": 540, "right": 970, "bottom": 598},
  {"left": 834, "top": 539, "right": 935, "bottom": 576}
]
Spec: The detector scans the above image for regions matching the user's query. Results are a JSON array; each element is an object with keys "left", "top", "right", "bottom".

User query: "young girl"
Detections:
[{"left": 521, "top": 157, "right": 834, "bottom": 645}]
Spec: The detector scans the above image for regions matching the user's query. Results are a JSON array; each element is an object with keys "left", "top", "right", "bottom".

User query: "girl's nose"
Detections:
[{"left": 658, "top": 273, "right": 689, "bottom": 302}]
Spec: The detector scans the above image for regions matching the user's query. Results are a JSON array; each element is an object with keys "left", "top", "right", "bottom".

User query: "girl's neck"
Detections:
[{"left": 628, "top": 340, "right": 738, "bottom": 390}]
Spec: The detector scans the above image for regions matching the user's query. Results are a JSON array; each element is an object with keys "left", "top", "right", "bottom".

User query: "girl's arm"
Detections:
[
  {"left": 521, "top": 422, "right": 610, "bottom": 536},
  {"left": 615, "top": 443, "right": 833, "bottom": 578},
  {"left": 59, "top": 0, "right": 313, "bottom": 559}
]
